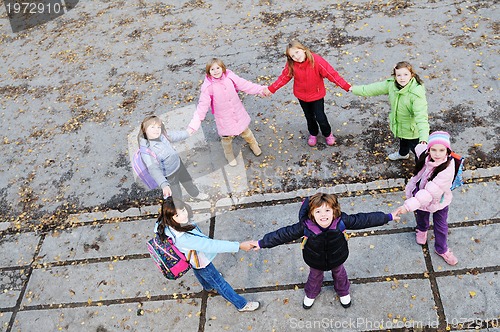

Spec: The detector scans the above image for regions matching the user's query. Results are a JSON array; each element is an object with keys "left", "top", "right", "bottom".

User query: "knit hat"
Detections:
[{"left": 427, "top": 131, "right": 451, "bottom": 150}]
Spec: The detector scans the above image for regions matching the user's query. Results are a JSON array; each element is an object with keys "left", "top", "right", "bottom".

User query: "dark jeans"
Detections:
[
  {"left": 415, "top": 206, "right": 450, "bottom": 254},
  {"left": 298, "top": 98, "right": 331, "bottom": 137},
  {"left": 166, "top": 160, "right": 199, "bottom": 200},
  {"left": 304, "top": 264, "right": 350, "bottom": 299},
  {"left": 399, "top": 138, "right": 419, "bottom": 157}
]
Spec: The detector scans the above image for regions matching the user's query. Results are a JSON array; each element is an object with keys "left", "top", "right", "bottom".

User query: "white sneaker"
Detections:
[
  {"left": 303, "top": 295, "right": 315, "bottom": 309},
  {"left": 340, "top": 294, "right": 351, "bottom": 308},
  {"left": 238, "top": 301, "right": 260, "bottom": 312},
  {"left": 388, "top": 152, "right": 409, "bottom": 160},
  {"left": 192, "top": 192, "right": 209, "bottom": 200}
]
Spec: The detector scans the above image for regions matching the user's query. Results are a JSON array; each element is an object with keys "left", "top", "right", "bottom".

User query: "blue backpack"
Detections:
[
  {"left": 450, "top": 152, "right": 465, "bottom": 190},
  {"left": 132, "top": 147, "right": 159, "bottom": 189}
]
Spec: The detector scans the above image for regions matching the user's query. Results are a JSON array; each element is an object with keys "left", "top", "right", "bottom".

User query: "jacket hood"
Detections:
[
  {"left": 138, "top": 136, "right": 149, "bottom": 147},
  {"left": 204, "top": 69, "right": 233, "bottom": 85},
  {"left": 396, "top": 77, "right": 424, "bottom": 95}
]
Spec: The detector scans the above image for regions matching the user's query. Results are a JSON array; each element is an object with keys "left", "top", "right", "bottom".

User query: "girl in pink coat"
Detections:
[
  {"left": 188, "top": 58, "right": 266, "bottom": 166},
  {"left": 395, "top": 131, "right": 458, "bottom": 265}
]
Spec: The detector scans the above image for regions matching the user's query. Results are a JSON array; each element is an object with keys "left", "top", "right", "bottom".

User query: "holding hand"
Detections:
[
  {"left": 240, "top": 241, "right": 258, "bottom": 252},
  {"left": 262, "top": 87, "right": 272, "bottom": 97},
  {"left": 162, "top": 186, "right": 172, "bottom": 198},
  {"left": 391, "top": 206, "right": 409, "bottom": 220},
  {"left": 248, "top": 240, "right": 260, "bottom": 251},
  {"left": 186, "top": 127, "right": 195, "bottom": 136}
]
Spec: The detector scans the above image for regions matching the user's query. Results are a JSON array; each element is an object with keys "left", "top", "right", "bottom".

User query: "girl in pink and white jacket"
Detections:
[
  {"left": 187, "top": 58, "right": 266, "bottom": 166},
  {"left": 395, "top": 131, "right": 458, "bottom": 265}
]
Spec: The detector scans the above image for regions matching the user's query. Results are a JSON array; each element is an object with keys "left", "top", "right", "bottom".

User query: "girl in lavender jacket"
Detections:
[
  {"left": 187, "top": 58, "right": 266, "bottom": 166},
  {"left": 395, "top": 131, "right": 458, "bottom": 265}
]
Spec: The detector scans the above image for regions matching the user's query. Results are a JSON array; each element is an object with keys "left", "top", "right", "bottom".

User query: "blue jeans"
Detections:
[{"left": 192, "top": 262, "right": 247, "bottom": 310}]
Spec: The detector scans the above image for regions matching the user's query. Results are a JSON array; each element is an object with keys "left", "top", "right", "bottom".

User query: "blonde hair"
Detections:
[
  {"left": 308, "top": 193, "right": 341, "bottom": 222},
  {"left": 137, "top": 115, "right": 166, "bottom": 144},
  {"left": 285, "top": 40, "right": 314, "bottom": 77},
  {"left": 205, "top": 58, "right": 227, "bottom": 76}
]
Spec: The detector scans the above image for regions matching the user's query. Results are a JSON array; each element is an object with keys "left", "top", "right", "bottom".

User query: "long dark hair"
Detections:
[
  {"left": 157, "top": 197, "right": 194, "bottom": 241},
  {"left": 414, "top": 148, "right": 452, "bottom": 182}
]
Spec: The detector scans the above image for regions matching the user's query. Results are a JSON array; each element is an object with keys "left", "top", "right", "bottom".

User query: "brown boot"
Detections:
[
  {"left": 221, "top": 136, "right": 237, "bottom": 166},
  {"left": 241, "top": 128, "right": 261, "bottom": 156}
]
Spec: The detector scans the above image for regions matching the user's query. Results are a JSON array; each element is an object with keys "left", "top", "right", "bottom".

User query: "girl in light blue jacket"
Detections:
[{"left": 156, "top": 197, "right": 260, "bottom": 312}]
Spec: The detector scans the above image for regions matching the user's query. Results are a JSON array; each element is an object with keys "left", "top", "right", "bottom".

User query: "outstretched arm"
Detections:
[
  {"left": 342, "top": 211, "right": 392, "bottom": 230},
  {"left": 258, "top": 221, "right": 304, "bottom": 249}
]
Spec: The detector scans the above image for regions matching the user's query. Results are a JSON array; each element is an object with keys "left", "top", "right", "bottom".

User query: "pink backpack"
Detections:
[
  {"left": 147, "top": 234, "right": 193, "bottom": 280},
  {"left": 132, "top": 147, "right": 159, "bottom": 189}
]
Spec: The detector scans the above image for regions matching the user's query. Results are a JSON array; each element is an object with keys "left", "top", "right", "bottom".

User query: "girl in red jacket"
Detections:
[{"left": 263, "top": 40, "right": 351, "bottom": 147}]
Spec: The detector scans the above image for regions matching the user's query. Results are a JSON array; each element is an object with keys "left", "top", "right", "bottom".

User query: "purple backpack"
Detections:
[{"left": 132, "top": 147, "right": 159, "bottom": 189}]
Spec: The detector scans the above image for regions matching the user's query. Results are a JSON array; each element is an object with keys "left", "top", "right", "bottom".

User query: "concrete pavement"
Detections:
[{"left": 1, "top": 168, "right": 498, "bottom": 331}]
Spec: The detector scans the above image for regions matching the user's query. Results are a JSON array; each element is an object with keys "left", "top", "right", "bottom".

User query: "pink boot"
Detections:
[
  {"left": 325, "top": 134, "right": 336, "bottom": 146},
  {"left": 415, "top": 229, "right": 427, "bottom": 245},
  {"left": 436, "top": 249, "right": 458, "bottom": 266},
  {"left": 307, "top": 135, "right": 317, "bottom": 147}
]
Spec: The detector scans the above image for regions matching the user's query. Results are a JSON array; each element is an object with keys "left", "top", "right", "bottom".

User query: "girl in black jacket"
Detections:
[{"left": 250, "top": 193, "right": 399, "bottom": 309}]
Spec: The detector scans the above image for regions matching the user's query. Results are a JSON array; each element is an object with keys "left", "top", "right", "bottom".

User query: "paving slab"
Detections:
[
  {"left": 437, "top": 272, "right": 499, "bottom": 329},
  {"left": 343, "top": 233, "right": 427, "bottom": 278},
  {"left": 0, "top": 270, "right": 27, "bottom": 309},
  {"left": 429, "top": 224, "right": 500, "bottom": 271},
  {"left": 38, "top": 212, "right": 210, "bottom": 264},
  {"left": 22, "top": 258, "right": 203, "bottom": 307},
  {"left": 65, "top": 208, "right": 142, "bottom": 225},
  {"left": 0, "top": 312, "right": 12, "bottom": 332},
  {"left": 38, "top": 219, "right": 156, "bottom": 263},
  {"left": 212, "top": 243, "right": 310, "bottom": 290},
  {"left": 446, "top": 182, "right": 500, "bottom": 224},
  {"left": 13, "top": 299, "right": 201, "bottom": 332},
  {"left": 205, "top": 279, "right": 437, "bottom": 331}
]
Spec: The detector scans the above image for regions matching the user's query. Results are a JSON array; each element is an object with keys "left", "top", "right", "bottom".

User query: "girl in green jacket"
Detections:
[{"left": 350, "top": 61, "right": 430, "bottom": 161}]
